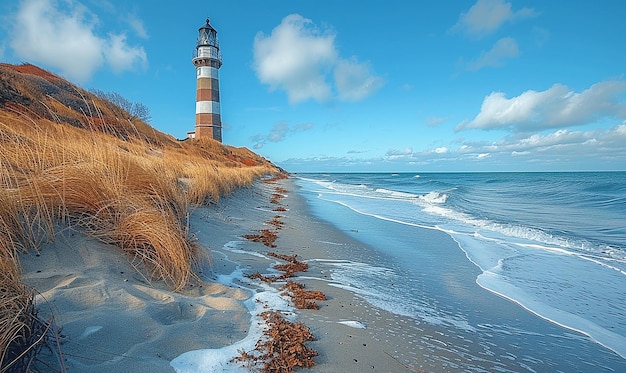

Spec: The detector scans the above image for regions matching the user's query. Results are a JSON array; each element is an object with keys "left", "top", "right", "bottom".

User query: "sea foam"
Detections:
[
  {"left": 171, "top": 241, "right": 295, "bottom": 372},
  {"left": 295, "top": 173, "right": 626, "bottom": 366}
]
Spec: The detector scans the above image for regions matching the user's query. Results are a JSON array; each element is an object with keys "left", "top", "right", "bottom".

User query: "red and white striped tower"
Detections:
[{"left": 191, "top": 18, "right": 222, "bottom": 141}]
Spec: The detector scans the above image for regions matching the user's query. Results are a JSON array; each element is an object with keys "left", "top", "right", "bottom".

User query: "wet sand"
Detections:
[
  {"left": 20, "top": 178, "right": 429, "bottom": 372},
  {"left": 26, "top": 175, "right": 626, "bottom": 372}
]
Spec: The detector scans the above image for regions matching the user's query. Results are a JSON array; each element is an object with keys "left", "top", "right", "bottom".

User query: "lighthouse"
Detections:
[{"left": 191, "top": 18, "right": 223, "bottom": 142}]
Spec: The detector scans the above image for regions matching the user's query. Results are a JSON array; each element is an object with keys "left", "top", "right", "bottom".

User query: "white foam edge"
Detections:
[
  {"left": 170, "top": 290, "right": 294, "bottom": 372},
  {"left": 477, "top": 270, "right": 626, "bottom": 360},
  {"left": 222, "top": 240, "right": 267, "bottom": 258},
  {"left": 337, "top": 320, "right": 366, "bottom": 329},
  {"left": 172, "top": 239, "right": 297, "bottom": 372}
]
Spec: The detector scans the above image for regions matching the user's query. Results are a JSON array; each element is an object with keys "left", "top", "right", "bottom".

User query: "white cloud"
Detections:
[
  {"left": 457, "top": 80, "right": 626, "bottom": 132},
  {"left": 334, "top": 57, "right": 385, "bottom": 101},
  {"left": 252, "top": 121, "right": 314, "bottom": 149},
  {"left": 279, "top": 155, "right": 381, "bottom": 172},
  {"left": 347, "top": 149, "right": 368, "bottom": 154},
  {"left": 106, "top": 33, "right": 147, "bottom": 73},
  {"left": 126, "top": 14, "right": 148, "bottom": 39},
  {"left": 435, "top": 147, "right": 448, "bottom": 154},
  {"left": 386, "top": 147, "right": 413, "bottom": 156},
  {"left": 425, "top": 116, "right": 450, "bottom": 126},
  {"left": 9, "top": 0, "right": 147, "bottom": 82},
  {"left": 253, "top": 14, "right": 336, "bottom": 103},
  {"left": 459, "top": 123, "right": 624, "bottom": 165},
  {"left": 451, "top": 0, "right": 538, "bottom": 37},
  {"left": 280, "top": 122, "right": 626, "bottom": 171},
  {"left": 385, "top": 147, "right": 414, "bottom": 160},
  {"left": 465, "top": 37, "right": 519, "bottom": 71},
  {"left": 253, "top": 14, "right": 384, "bottom": 104}
]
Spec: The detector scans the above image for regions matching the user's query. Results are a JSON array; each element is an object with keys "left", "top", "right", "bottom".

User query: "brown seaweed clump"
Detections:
[
  {"left": 247, "top": 254, "right": 325, "bottom": 310},
  {"left": 267, "top": 216, "right": 285, "bottom": 229},
  {"left": 246, "top": 253, "right": 308, "bottom": 283},
  {"left": 281, "top": 282, "right": 327, "bottom": 310},
  {"left": 243, "top": 229, "right": 279, "bottom": 248},
  {"left": 233, "top": 311, "right": 318, "bottom": 372}
]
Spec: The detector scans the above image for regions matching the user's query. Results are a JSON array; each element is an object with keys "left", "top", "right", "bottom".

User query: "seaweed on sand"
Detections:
[
  {"left": 267, "top": 216, "right": 285, "bottom": 229},
  {"left": 243, "top": 229, "right": 278, "bottom": 248},
  {"left": 246, "top": 253, "right": 308, "bottom": 283},
  {"left": 233, "top": 311, "right": 318, "bottom": 373},
  {"left": 247, "top": 254, "right": 325, "bottom": 310},
  {"left": 281, "top": 282, "right": 326, "bottom": 311}
]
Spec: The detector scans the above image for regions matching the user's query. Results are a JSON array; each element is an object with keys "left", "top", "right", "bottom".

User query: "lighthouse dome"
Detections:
[{"left": 197, "top": 18, "right": 219, "bottom": 49}]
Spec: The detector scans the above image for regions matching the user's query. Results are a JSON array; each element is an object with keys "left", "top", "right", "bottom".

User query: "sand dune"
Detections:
[{"left": 21, "top": 227, "right": 252, "bottom": 372}]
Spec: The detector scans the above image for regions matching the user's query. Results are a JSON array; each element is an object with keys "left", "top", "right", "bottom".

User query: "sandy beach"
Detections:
[
  {"left": 20, "top": 177, "right": 427, "bottom": 372},
  {"left": 18, "top": 172, "right": 626, "bottom": 373}
]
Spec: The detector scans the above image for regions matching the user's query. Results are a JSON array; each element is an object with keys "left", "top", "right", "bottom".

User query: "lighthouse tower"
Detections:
[{"left": 191, "top": 18, "right": 223, "bottom": 142}]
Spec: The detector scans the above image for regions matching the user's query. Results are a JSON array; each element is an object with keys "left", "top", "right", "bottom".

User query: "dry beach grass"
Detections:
[{"left": 0, "top": 63, "right": 279, "bottom": 371}]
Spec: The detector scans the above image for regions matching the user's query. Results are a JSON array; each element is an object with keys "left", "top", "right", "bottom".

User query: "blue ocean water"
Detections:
[{"left": 294, "top": 172, "right": 626, "bottom": 371}]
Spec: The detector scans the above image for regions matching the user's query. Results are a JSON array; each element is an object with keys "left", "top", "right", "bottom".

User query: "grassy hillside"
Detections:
[{"left": 0, "top": 63, "right": 281, "bottom": 371}]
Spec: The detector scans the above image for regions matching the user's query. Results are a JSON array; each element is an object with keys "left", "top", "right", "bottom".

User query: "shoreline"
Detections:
[
  {"left": 291, "top": 174, "right": 626, "bottom": 372},
  {"left": 174, "top": 177, "right": 430, "bottom": 372},
  {"left": 20, "top": 177, "right": 427, "bottom": 372},
  {"left": 21, "top": 174, "right": 626, "bottom": 372}
]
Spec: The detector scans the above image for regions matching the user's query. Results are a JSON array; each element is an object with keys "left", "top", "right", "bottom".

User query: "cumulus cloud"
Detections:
[
  {"left": 252, "top": 121, "right": 314, "bottom": 149},
  {"left": 457, "top": 80, "right": 626, "bottom": 132},
  {"left": 464, "top": 37, "right": 519, "bottom": 71},
  {"left": 126, "top": 14, "right": 148, "bottom": 39},
  {"left": 281, "top": 122, "right": 626, "bottom": 171},
  {"left": 387, "top": 147, "right": 413, "bottom": 156},
  {"left": 106, "top": 33, "right": 147, "bottom": 73},
  {"left": 9, "top": 0, "right": 147, "bottom": 82},
  {"left": 253, "top": 14, "right": 336, "bottom": 103},
  {"left": 253, "top": 14, "right": 384, "bottom": 104},
  {"left": 385, "top": 147, "right": 414, "bottom": 159},
  {"left": 425, "top": 116, "right": 450, "bottom": 126},
  {"left": 456, "top": 122, "right": 626, "bottom": 165},
  {"left": 334, "top": 57, "right": 385, "bottom": 102},
  {"left": 451, "top": 0, "right": 538, "bottom": 37},
  {"left": 280, "top": 155, "right": 379, "bottom": 172}
]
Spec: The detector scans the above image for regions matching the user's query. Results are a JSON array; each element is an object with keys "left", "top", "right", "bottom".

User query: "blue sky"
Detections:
[{"left": 1, "top": 0, "right": 625, "bottom": 172}]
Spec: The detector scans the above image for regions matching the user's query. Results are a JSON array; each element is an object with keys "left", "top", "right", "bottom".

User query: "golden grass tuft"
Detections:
[
  {"left": 0, "top": 109, "right": 279, "bottom": 291},
  {"left": 0, "top": 62, "right": 284, "bottom": 367},
  {"left": 0, "top": 207, "right": 51, "bottom": 372}
]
